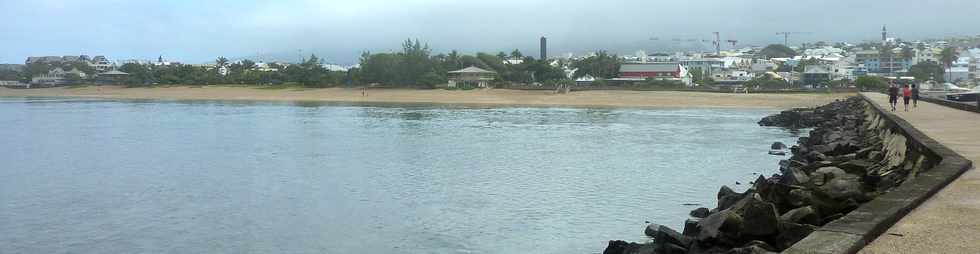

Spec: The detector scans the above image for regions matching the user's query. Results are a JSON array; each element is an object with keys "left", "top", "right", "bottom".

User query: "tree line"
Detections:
[
  {"left": 357, "top": 39, "right": 583, "bottom": 88},
  {"left": 119, "top": 55, "right": 349, "bottom": 87}
]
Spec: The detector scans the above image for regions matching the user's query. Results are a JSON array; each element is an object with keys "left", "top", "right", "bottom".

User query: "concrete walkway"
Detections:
[{"left": 858, "top": 93, "right": 980, "bottom": 254}]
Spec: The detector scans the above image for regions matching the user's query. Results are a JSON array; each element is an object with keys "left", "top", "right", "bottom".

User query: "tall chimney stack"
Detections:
[{"left": 540, "top": 37, "right": 547, "bottom": 60}]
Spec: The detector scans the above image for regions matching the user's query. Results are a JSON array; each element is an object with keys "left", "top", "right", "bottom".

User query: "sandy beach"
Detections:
[{"left": 0, "top": 86, "right": 852, "bottom": 108}]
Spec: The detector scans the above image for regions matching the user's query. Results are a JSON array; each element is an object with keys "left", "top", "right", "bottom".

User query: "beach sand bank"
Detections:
[{"left": 1, "top": 86, "right": 852, "bottom": 108}]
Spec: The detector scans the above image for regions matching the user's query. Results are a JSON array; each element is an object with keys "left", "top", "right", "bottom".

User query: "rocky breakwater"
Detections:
[{"left": 603, "top": 97, "right": 938, "bottom": 254}]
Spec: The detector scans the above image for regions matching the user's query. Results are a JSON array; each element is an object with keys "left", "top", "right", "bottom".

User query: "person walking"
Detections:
[
  {"left": 888, "top": 83, "right": 899, "bottom": 111},
  {"left": 911, "top": 83, "right": 920, "bottom": 108},
  {"left": 902, "top": 84, "right": 912, "bottom": 112}
]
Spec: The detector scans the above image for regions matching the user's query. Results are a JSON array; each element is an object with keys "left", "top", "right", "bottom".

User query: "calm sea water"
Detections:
[{"left": 0, "top": 97, "right": 802, "bottom": 254}]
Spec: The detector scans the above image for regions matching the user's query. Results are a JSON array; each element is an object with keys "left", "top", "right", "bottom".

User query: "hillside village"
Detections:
[{"left": 1, "top": 26, "right": 978, "bottom": 91}]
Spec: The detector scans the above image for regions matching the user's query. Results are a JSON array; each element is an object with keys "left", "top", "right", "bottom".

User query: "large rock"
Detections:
[
  {"left": 717, "top": 186, "right": 747, "bottom": 211},
  {"left": 648, "top": 225, "right": 693, "bottom": 253},
  {"left": 731, "top": 194, "right": 779, "bottom": 237},
  {"left": 786, "top": 189, "right": 812, "bottom": 208},
  {"left": 727, "top": 241, "right": 776, "bottom": 254},
  {"left": 779, "top": 167, "right": 810, "bottom": 186},
  {"left": 603, "top": 240, "right": 656, "bottom": 254},
  {"left": 698, "top": 210, "right": 743, "bottom": 243},
  {"left": 758, "top": 109, "right": 822, "bottom": 129},
  {"left": 771, "top": 142, "right": 788, "bottom": 150},
  {"left": 644, "top": 223, "right": 662, "bottom": 238},
  {"left": 779, "top": 206, "right": 821, "bottom": 226},
  {"left": 825, "top": 141, "right": 861, "bottom": 156},
  {"left": 804, "top": 151, "right": 828, "bottom": 163},
  {"left": 683, "top": 219, "right": 701, "bottom": 237},
  {"left": 772, "top": 222, "right": 817, "bottom": 250},
  {"left": 838, "top": 160, "right": 874, "bottom": 175},
  {"left": 690, "top": 207, "right": 711, "bottom": 218},
  {"left": 812, "top": 167, "right": 864, "bottom": 200}
]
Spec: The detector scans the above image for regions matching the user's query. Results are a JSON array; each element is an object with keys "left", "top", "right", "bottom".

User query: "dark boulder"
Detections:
[
  {"left": 825, "top": 141, "right": 861, "bottom": 156},
  {"left": 717, "top": 186, "right": 747, "bottom": 211},
  {"left": 602, "top": 240, "right": 656, "bottom": 254},
  {"left": 731, "top": 194, "right": 780, "bottom": 237},
  {"left": 726, "top": 241, "right": 775, "bottom": 254},
  {"left": 779, "top": 206, "right": 821, "bottom": 226},
  {"left": 772, "top": 222, "right": 817, "bottom": 250},
  {"left": 661, "top": 243, "right": 689, "bottom": 254},
  {"left": 758, "top": 109, "right": 822, "bottom": 129},
  {"left": 779, "top": 167, "right": 810, "bottom": 186},
  {"left": 683, "top": 219, "right": 702, "bottom": 237},
  {"left": 603, "top": 240, "right": 630, "bottom": 254},
  {"left": 812, "top": 167, "right": 864, "bottom": 200},
  {"left": 838, "top": 160, "right": 874, "bottom": 175},
  {"left": 690, "top": 207, "right": 711, "bottom": 218},
  {"left": 786, "top": 189, "right": 812, "bottom": 208},
  {"left": 644, "top": 223, "right": 662, "bottom": 238},
  {"left": 855, "top": 147, "right": 878, "bottom": 159},
  {"left": 771, "top": 142, "right": 787, "bottom": 150},
  {"left": 698, "top": 209, "right": 743, "bottom": 243},
  {"left": 649, "top": 225, "right": 694, "bottom": 252},
  {"left": 725, "top": 245, "right": 772, "bottom": 254},
  {"left": 803, "top": 151, "right": 828, "bottom": 163}
]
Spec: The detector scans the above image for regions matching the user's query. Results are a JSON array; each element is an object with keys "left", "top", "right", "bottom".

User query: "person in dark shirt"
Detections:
[
  {"left": 911, "top": 83, "right": 920, "bottom": 108},
  {"left": 887, "top": 83, "right": 899, "bottom": 111}
]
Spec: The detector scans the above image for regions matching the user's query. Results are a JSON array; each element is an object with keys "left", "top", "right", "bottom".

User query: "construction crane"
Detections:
[
  {"left": 775, "top": 32, "right": 812, "bottom": 46},
  {"left": 712, "top": 32, "right": 721, "bottom": 56}
]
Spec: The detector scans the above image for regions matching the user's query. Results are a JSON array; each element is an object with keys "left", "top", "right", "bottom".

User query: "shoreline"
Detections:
[{"left": 1, "top": 86, "right": 852, "bottom": 109}]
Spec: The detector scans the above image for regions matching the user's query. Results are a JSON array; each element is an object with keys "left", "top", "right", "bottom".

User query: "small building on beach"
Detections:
[
  {"left": 95, "top": 70, "right": 129, "bottom": 85},
  {"left": 612, "top": 63, "right": 693, "bottom": 86},
  {"left": 447, "top": 66, "right": 496, "bottom": 88}
]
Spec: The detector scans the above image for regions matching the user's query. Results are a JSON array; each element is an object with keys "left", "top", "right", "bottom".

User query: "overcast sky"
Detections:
[{"left": 2, "top": 0, "right": 978, "bottom": 64}]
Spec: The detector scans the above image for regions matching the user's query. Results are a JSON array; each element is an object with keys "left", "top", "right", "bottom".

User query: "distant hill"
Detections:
[{"left": 0, "top": 64, "right": 25, "bottom": 71}]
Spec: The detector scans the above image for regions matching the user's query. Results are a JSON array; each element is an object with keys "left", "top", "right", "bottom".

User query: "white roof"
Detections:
[{"left": 448, "top": 66, "right": 496, "bottom": 74}]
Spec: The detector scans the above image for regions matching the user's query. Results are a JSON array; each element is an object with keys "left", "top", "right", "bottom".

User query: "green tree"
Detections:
[
  {"left": 510, "top": 49, "right": 524, "bottom": 60},
  {"left": 496, "top": 52, "right": 508, "bottom": 60},
  {"left": 571, "top": 51, "right": 622, "bottom": 79},
  {"left": 216, "top": 57, "right": 229, "bottom": 69},
  {"left": 64, "top": 73, "right": 83, "bottom": 84},
  {"left": 400, "top": 38, "right": 434, "bottom": 87},
  {"left": 854, "top": 76, "right": 888, "bottom": 91},
  {"left": 939, "top": 46, "right": 958, "bottom": 81},
  {"left": 908, "top": 62, "right": 944, "bottom": 82},
  {"left": 119, "top": 63, "right": 151, "bottom": 86}
]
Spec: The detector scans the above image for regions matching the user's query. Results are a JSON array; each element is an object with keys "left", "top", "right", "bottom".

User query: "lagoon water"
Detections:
[{"left": 0, "top": 97, "right": 803, "bottom": 254}]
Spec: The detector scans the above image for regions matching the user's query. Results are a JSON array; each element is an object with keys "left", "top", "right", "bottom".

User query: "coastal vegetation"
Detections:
[
  {"left": 854, "top": 76, "right": 888, "bottom": 91},
  {"left": 13, "top": 39, "right": 579, "bottom": 89},
  {"left": 358, "top": 39, "right": 568, "bottom": 88}
]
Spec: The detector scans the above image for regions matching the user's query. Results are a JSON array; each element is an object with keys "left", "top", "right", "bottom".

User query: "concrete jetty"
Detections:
[{"left": 858, "top": 92, "right": 980, "bottom": 254}]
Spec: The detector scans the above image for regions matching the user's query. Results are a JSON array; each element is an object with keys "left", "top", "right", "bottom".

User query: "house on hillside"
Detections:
[
  {"left": 31, "top": 68, "right": 68, "bottom": 86},
  {"left": 447, "top": 66, "right": 496, "bottom": 88}
]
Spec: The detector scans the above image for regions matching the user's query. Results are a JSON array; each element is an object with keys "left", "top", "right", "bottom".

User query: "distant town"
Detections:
[{"left": 1, "top": 26, "right": 978, "bottom": 92}]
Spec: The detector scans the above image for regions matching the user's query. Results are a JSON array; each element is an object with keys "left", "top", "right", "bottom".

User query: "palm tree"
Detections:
[
  {"left": 215, "top": 57, "right": 228, "bottom": 68},
  {"left": 939, "top": 47, "right": 958, "bottom": 82},
  {"left": 240, "top": 59, "right": 256, "bottom": 73}
]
